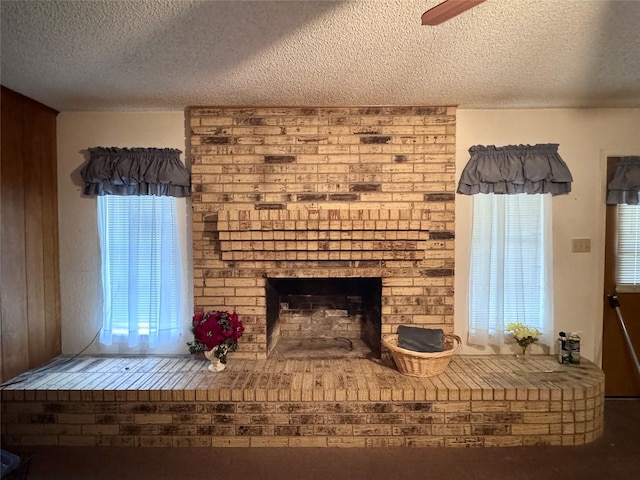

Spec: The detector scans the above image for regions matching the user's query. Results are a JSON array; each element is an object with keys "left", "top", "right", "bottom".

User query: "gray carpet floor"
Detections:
[{"left": 3, "top": 399, "right": 639, "bottom": 480}]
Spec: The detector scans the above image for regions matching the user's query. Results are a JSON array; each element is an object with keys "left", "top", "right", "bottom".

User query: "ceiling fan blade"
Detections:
[{"left": 421, "top": 0, "right": 486, "bottom": 25}]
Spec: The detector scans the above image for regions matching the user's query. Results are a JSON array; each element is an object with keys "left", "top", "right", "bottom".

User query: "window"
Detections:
[
  {"left": 468, "top": 193, "right": 553, "bottom": 347},
  {"left": 97, "top": 195, "right": 182, "bottom": 347},
  {"left": 615, "top": 204, "right": 640, "bottom": 292}
]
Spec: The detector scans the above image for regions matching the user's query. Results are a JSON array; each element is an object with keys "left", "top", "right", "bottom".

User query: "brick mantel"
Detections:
[
  {"left": 189, "top": 106, "right": 456, "bottom": 359},
  {"left": 216, "top": 208, "right": 431, "bottom": 262}
]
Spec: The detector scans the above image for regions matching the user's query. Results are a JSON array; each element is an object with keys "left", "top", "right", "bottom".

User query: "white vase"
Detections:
[{"left": 204, "top": 349, "right": 226, "bottom": 372}]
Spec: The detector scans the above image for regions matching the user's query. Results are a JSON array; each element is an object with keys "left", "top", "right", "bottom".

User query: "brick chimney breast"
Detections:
[{"left": 190, "top": 106, "right": 456, "bottom": 360}]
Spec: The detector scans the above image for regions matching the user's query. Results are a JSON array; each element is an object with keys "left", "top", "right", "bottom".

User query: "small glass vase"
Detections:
[
  {"left": 204, "top": 349, "right": 226, "bottom": 372},
  {"left": 516, "top": 345, "right": 531, "bottom": 363}
]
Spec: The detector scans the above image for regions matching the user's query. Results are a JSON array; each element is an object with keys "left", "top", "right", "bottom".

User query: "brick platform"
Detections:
[{"left": 0, "top": 355, "right": 604, "bottom": 448}]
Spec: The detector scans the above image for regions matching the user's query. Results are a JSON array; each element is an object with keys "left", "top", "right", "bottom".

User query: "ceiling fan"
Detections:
[{"left": 421, "top": 0, "right": 486, "bottom": 25}]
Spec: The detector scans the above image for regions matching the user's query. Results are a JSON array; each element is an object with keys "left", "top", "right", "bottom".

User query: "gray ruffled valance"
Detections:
[
  {"left": 607, "top": 156, "right": 640, "bottom": 205},
  {"left": 81, "top": 147, "right": 191, "bottom": 197},
  {"left": 457, "top": 144, "right": 573, "bottom": 195}
]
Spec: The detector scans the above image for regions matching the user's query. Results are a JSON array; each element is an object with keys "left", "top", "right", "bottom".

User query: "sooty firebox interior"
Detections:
[{"left": 266, "top": 278, "right": 382, "bottom": 359}]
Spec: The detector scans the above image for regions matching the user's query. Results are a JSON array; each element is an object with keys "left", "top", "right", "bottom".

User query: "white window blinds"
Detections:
[
  {"left": 97, "top": 195, "right": 182, "bottom": 347},
  {"left": 616, "top": 204, "right": 640, "bottom": 292},
  {"left": 468, "top": 193, "right": 553, "bottom": 347}
]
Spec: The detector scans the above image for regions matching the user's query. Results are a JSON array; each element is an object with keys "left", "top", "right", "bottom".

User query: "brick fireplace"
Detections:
[
  {"left": 189, "top": 106, "right": 456, "bottom": 360},
  {"left": 0, "top": 107, "right": 609, "bottom": 450}
]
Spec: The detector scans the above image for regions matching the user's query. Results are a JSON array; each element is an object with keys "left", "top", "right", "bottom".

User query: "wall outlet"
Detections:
[{"left": 571, "top": 238, "right": 591, "bottom": 253}]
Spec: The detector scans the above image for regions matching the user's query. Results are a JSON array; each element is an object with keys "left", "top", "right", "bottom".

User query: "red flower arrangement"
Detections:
[{"left": 187, "top": 310, "right": 244, "bottom": 364}]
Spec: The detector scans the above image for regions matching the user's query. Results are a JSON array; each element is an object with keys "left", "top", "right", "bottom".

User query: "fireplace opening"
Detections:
[{"left": 266, "top": 277, "right": 382, "bottom": 359}]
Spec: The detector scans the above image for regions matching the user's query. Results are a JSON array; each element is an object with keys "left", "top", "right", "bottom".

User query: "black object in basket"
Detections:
[
  {"left": 397, "top": 325, "right": 444, "bottom": 352},
  {"left": 1, "top": 449, "right": 20, "bottom": 479}
]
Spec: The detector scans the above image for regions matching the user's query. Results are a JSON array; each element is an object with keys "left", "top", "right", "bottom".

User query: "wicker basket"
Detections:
[{"left": 382, "top": 333, "right": 462, "bottom": 377}]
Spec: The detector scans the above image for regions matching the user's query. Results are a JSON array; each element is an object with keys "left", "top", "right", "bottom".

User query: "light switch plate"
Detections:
[{"left": 571, "top": 238, "right": 591, "bottom": 253}]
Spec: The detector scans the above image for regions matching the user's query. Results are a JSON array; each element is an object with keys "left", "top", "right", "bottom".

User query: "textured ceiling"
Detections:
[{"left": 1, "top": 0, "right": 639, "bottom": 112}]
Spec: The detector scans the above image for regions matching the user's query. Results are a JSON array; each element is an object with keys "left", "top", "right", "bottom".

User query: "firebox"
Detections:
[{"left": 266, "top": 278, "right": 382, "bottom": 359}]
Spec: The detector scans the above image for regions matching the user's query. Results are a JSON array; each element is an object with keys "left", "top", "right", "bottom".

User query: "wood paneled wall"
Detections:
[{"left": 1, "top": 86, "right": 61, "bottom": 383}]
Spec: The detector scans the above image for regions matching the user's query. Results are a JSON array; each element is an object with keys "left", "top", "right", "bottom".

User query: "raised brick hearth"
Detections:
[{"left": 1, "top": 355, "right": 604, "bottom": 448}]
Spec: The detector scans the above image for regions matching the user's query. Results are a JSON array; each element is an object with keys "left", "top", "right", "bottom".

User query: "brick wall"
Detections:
[{"left": 189, "top": 106, "right": 456, "bottom": 359}]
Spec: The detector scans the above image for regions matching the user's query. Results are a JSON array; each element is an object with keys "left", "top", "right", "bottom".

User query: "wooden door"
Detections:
[{"left": 602, "top": 157, "right": 640, "bottom": 397}]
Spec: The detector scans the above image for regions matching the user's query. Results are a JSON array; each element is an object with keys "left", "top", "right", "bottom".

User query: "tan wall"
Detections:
[
  {"left": 55, "top": 108, "right": 640, "bottom": 363},
  {"left": 190, "top": 106, "right": 457, "bottom": 358},
  {"left": 56, "top": 111, "right": 191, "bottom": 355},
  {"left": 455, "top": 109, "right": 640, "bottom": 362}
]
